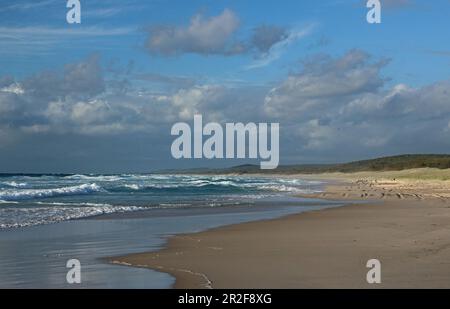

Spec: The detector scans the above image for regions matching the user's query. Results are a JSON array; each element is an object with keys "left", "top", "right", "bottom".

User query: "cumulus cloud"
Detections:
[
  {"left": 145, "top": 9, "right": 303, "bottom": 58},
  {"left": 0, "top": 76, "right": 15, "bottom": 88},
  {"left": 62, "top": 56, "right": 106, "bottom": 97},
  {"left": 2, "top": 50, "right": 450, "bottom": 170},
  {"left": 250, "top": 25, "right": 289, "bottom": 53},
  {"left": 0, "top": 56, "right": 109, "bottom": 135},
  {"left": 262, "top": 49, "right": 450, "bottom": 162},
  {"left": 245, "top": 25, "right": 314, "bottom": 69},
  {"left": 21, "top": 54, "right": 105, "bottom": 101},
  {"left": 146, "top": 9, "right": 241, "bottom": 56},
  {"left": 0, "top": 55, "right": 236, "bottom": 137},
  {"left": 264, "top": 49, "right": 388, "bottom": 117}
]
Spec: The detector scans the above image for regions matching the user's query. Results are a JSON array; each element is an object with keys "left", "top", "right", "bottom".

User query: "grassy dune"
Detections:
[
  {"left": 170, "top": 154, "right": 450, "bottom": 178},
  {"left": 316, "top": 168, "right": 450, "bottom": 181}
]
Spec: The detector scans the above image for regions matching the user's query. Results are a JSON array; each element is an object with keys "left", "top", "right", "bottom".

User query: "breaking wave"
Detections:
[
  {"left": 0, "top": 204, "right": 144, "bottom": 229},
  {"left": 1, "top": 181, "right": 28, "bottom": 188},
  {"left": 0, "top": 183, "right": 102, "bottom": 201},
  {"left": 0, "top": 174, "right": 324, "bottom": 229}
]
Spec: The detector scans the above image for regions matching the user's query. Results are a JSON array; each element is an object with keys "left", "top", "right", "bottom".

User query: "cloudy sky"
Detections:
[{"left": 1, "top": 0, "right": 450, "bottom": 173}]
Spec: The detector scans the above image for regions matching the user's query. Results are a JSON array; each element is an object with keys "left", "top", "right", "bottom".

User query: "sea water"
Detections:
[{"left": 0, "top": 174, "right": 342, "bottom": 288}]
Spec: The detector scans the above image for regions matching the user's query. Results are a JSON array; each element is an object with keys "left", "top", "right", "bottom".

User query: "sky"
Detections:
[{"left": 0, "top": 0, "right": 450, "bottom": 173}]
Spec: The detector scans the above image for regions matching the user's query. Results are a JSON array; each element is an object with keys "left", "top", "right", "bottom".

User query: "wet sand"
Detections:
[{"left": 110, "top": 175, "right": 450, "bottom": 288}]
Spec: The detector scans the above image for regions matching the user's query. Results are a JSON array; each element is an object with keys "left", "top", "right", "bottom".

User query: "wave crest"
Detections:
[
  {"left": 0, "top": 183, "right": 102, "bottom": 201},
  {"left": 1, "top": 181, "right": 28, "bottom": 188}
]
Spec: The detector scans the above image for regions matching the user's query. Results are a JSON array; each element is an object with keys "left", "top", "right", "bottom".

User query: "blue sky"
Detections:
[
  {"left": 1, "top": 0, "right": 450, "bottom": 172},
  {"left": 1, "top": 0, "right": 449, "bottom": 85}
]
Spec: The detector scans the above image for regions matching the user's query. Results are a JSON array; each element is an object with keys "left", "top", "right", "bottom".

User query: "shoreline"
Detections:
[
  {"left": 109, "top": 175, "right": 450, "bottom": 288},
  {"left": 108, "top": 203, "right": 343, "bottom": 289}
]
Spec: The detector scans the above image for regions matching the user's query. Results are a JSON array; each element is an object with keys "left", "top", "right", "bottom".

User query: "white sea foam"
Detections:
[
  {"left": 35, "top": 201, "right": 113, "bottom": 207},
  {"left": 64, "top": 174, "right": 122, "bottom": 181},
  {"left": 123, "top": 184, "right": 141, "bottom": 190},
  {"left": 118, "top": 178, "right": 316, "bottom": 192},
  {"left": 1, "top": 181, "right": 28, "bottom": 188},
  {"left": 257, "top": 184, "right": 306, "bottom": 192},
  {"left": 0, "top": 200, "right": 19, "bottom": 204},
  {"left": 0, "top": 183, "right": 102, "bottom": 201},
  {"left": 0, "top": 175, "right": 325, "bottom": 229},
  {"left": 0, "top": 204, "right": 145, "bottom": 229}
]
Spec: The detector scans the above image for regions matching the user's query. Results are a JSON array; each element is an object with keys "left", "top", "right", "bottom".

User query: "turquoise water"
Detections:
[{"left": 0, "top": 174, "right": 323, "bottom": 229}]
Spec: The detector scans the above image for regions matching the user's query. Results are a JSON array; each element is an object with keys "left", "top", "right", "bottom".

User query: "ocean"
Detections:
[
  {"left": 0, "top": 174, "right": 342, "bottom": 288},
  {"left": 0, "top": 174, "right": 326, "bottom": 229}
]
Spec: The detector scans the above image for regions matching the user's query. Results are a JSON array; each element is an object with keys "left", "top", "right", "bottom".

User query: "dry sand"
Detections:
[{"left": 110, "top": 173, "right": 450, "bottom": 288}]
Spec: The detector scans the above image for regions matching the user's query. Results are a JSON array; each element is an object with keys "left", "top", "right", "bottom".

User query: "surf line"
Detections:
[{"left": 171, "top": 114, "right": 279, "bottom": 169}]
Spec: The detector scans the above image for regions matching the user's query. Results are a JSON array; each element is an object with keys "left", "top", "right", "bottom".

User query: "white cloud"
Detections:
[
  {"left": 146, "top": 9, "right": 240, "bottom": 56},
  {"left": 2, "top": 51, "right": 450, "bottom": 167},
  {"left": 145, "top": 9, "right": 302, "bottom": 59},
  {"left": 1, "top": 83, "right": 24, "bottom": 95},
  {"left": 264, "top": 49, "right": 387, "bottom": 117},
  {"left": 246, "top": 25, "right": 314, "bottom": 70}
]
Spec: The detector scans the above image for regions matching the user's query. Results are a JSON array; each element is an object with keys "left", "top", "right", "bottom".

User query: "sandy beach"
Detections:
[{"left": 110, "top": 170, "right": 450, "bottom": 288}]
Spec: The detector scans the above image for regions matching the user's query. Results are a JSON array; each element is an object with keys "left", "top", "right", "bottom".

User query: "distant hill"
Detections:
[{"left": 165, "top": 154, "right": 450, "bottom": 175}]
